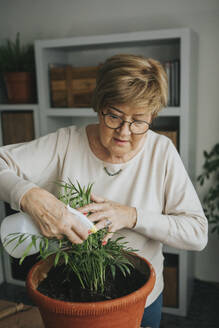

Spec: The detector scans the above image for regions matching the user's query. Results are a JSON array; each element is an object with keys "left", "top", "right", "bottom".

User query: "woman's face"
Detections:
[{"left": 98, "top": 104, "right": 152, "bottom": 161}]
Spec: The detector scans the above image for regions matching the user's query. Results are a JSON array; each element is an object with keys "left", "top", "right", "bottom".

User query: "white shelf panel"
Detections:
[
  {"left": 159, "top": 106, "right": 180, "bottom": 117},
  {"left": 35, "top": 28, "right": 188, "bottom": 49},
  {"left": 46, "top": 108, "right": 97, "bottom": 117},
  {"left": 46, "top": 107, "right": 180, "bottom": 118},
  {"left": 162, "top": 306, "right": 184, "bottom": 316},
  {"left": 0, "top": 104, "right": 38, "bottom": 111},
  {"left": 163, "top": 245, "right": 182, "bottom": 255}
]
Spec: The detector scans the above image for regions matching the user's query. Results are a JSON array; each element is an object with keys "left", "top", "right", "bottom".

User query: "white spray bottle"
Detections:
[{"left": 0, "top": 206, "right": 96, "bottom": 259}]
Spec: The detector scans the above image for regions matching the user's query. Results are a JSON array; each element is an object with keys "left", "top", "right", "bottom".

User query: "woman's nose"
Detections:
[{"left": 116, "top": 121, "right": 131, "bottom": 136}]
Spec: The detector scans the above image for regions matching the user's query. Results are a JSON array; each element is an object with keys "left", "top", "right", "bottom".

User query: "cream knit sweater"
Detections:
[{"left": 0, "top": 125, "right": 208, "bottom": 306}]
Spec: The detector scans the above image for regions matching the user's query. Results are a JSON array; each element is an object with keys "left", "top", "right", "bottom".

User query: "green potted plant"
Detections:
[
  {"left": 2, "top": 180, "right": 155, "bottom": 328},
  {"left": 0, "top": 32, "right": 36, "bottom": 103},
  {"left": 197, "top": 143, "right": 219, "bottom": 235}
]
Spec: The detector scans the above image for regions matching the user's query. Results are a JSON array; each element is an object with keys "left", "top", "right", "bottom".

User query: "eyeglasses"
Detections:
[{"left": 101, "top": 110, "right": 151, "bottom": 135}]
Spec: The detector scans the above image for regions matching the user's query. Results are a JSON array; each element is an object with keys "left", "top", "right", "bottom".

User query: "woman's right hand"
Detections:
[{"left": 20, "top": 187, "right": 89, "bottom": 244}]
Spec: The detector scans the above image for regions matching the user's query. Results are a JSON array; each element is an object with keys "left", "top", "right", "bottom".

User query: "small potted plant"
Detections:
[
  {"left": 0, "top": 33, "right": 36, "bottom": 103},
  {"left": 2, "top": 180, "right": 155, "bottom": 328},
  {"left": 197, "top": 143, "right": 219, "bottom": 235}
]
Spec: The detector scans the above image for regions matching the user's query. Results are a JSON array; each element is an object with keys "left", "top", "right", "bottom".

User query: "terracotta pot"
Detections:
[
  {"left": 4, "top": 72, "right": 35, "bottom": 103},
  {"left": 26, "top": 253, "right": 155, "bottom": 328}
]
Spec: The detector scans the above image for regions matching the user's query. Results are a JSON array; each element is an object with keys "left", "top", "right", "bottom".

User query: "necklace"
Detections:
[{"left": 104, "top": 167, "right": 122, "bottom": 176}]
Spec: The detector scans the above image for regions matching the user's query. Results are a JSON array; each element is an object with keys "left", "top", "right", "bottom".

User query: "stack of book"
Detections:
[{"left": 163, "top": 60, "right": 180, "bottom": 107}]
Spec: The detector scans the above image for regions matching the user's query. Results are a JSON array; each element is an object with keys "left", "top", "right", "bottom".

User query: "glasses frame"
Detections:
[{"left": 101, "top": 108, "right": 151, "bottom": 135}]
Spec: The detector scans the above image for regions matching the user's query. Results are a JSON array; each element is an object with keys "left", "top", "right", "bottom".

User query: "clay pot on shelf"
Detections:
[{"left": 4, "top": 72, "right": 35, "bottom": 104}]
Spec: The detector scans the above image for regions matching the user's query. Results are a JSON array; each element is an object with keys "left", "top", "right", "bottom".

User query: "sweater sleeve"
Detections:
[
  {"left": 134, "top": 141, "right": 208, "bottom": 251},
  {"left": 0, "top": 127, "right": 70, "bottom": 211}
]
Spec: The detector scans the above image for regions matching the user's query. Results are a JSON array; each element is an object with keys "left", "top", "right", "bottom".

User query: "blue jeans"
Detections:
[{"left": 140, "top": 293, "right": 163, "bottom": 328}]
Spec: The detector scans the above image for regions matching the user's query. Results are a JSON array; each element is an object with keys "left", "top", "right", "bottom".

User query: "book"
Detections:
[{"left": 163, "top": 60, "right": 180, "bottom": 106}]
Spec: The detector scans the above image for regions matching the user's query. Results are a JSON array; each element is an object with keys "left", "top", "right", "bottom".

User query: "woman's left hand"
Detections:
[{"left": 78, "top": 193, "right": 137, "bottom": 243}]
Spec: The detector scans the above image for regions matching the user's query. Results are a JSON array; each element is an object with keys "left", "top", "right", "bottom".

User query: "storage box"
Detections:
[
  {"left": 154, "top": 130, "right": 178, "bottom": 149},
  {"left": 163, "top": 253, "right": 179, "bottom": 308},
  {"left": 1, "top": 111, "right": 35, "bottom": 145},
  {"left": 163, "top": 266, "right": 179, "bottom": 307},
  {"left": 50, "top": 65, "right": 100, "bottom": 108}
]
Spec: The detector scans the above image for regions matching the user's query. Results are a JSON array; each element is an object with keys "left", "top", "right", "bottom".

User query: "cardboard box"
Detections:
[
  {"left": 1, "top": 111, "right": 35, "bottom": 145},
  {"left": 50, "top": 65, "right": 100, "bottom": 108},
  {"left": 163, "top": 266, "right": 179, "bottom": 308},
  {"left": 154, "top": 130, "right": 178, "bottom": 149}
]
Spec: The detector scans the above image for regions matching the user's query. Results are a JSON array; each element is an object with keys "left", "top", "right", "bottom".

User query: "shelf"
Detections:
[
  {"left": 158, "top": 107, "right": 180, "bottom": 117},
  {"left": 35, "top": 28, "right": 185, "bottom": 50},
  {"left": 163, "top": 245, "right": 183, "bottom": 255},
  {"left": 46, "top": 106, "right": 180, "bottom": 118},
  {"left": 46, "top": 108, "right": 97, "bottom": 117},
  {"left": 0, "top": 104, "right": 38, "bottom": 111}
]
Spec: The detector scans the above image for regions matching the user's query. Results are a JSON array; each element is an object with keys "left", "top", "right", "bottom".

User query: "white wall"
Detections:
[{"left": 0, "top": 0, "right": 219, "bottom": 282}]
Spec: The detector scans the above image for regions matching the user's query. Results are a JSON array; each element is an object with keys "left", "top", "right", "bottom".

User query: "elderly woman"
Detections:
[{"left": 0, "top": 54, "right": 208, "bottom": 328}]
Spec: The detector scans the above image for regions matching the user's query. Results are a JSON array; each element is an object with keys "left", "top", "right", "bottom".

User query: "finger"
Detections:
[
  {"left": 64, "top": 219, "right": 89, "bottom": 241},
  {"left": 102, "top": 231, "right": 114, "bottom": 245},
  {"left": 56, "top": 234, "right": 64, "bottom": 240},
  {"left": 40, "top": 228, "right": 63, "bottom": 240},
  {"left": 86, "top": 211, "right": 110, "bottom": 223},
  {"left": 37, "top": 221, "right": 53, "bottom": 237},
  {"left": 62, "top": 210, "right": 90, "bottom": 240},
  {"left": 39, "top": 211, "right": 61, "bottom": 235},
  {"left": 90, "top": 193, "right": 106, "bottom": 203},
  {"left": 64, "top": 229, "right": 84, "bottom": 244},
  {"left": 40, "top": 230, "right": 50, "bottom": 238},
  {"left": 94, "top": 218, "right": 113, "bottom": 231},
  {"left": 77, "top": 202, "right": 106, "bottom": 214}
]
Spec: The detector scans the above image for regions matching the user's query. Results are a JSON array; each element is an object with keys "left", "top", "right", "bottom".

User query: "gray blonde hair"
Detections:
[{"left": 92, "top": 54, "right": 168, "bottom": 117}]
